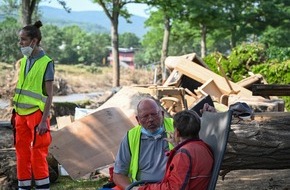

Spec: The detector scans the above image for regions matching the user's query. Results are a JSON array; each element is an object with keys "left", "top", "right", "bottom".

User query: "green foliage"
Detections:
[
  {"left": 119, "top": 32, "right": 141, "bottom": 48},
  {"left": 265, "top": 46, "right": 290, "bottom": 62},
  {"left": 52, "top": 25, "right": 110, "bottom": 65},
  {"left": 0, "top": 17, "right": 21, "bottom": 63},
  {"left": 282, "top": 97, "right": 290, "bottom": 112},
  {"left": 226, "top": 43, "right": 267, "bottom": 82},
  {"left": 42, "top": 24, "right": 63, "bottom": 61},
  {"left": 204, "top": 43, "right": 267, "bottom": 82},
  {"left": 251, "top": 61, "right": 290, "bottom": 110},
  {"left": 251, "top": 60, "right": 290, "bottom": 84},
  {"left": 205, "top": 43, "right": 290, "bottom": 111},
  {"left": 86, "top": 64, "right": 103, "bottom": 74},
  {"left": 260, "top": 26, "right": 290, "bottom": 48},
  {"left": 169, "top": 20, "right": 199, "bottom": 56}
]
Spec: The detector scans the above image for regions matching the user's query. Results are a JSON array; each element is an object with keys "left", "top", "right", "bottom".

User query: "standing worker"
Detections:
[{"left": 12, "top": 20, "right": 54, "bottom": 190}]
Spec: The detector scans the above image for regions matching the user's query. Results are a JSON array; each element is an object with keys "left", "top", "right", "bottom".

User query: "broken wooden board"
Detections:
[
  {"left": 252, "top": 84, "right": 290, "bottom": 96},
  {"left": 49, "top": 107, "right": 134, "bottom": 180},
  {"left": 165, "top": 53, "right": 210, "bottom": 70},
  {"left": 236, "top": 74, "right": 265, "bottom": 89},
  {"left": 172, "top": 57, "right": 256, "bottom": 98}
]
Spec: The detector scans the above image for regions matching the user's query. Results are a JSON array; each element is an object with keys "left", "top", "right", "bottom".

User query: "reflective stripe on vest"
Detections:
[
  {"left": 13, "top": 55, "right": 51, "bottom": 115},
  {"left": 127, "top": 117, "right": 174, "bottom": 181}
]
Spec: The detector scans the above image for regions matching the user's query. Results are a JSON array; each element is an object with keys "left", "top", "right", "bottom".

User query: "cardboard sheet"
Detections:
[{"left": 49, "top": 107, "right": 134, "bottom": 179}]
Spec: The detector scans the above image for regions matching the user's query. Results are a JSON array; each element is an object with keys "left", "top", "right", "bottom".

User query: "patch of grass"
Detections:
[{"left": 51, "top": 176, "right": 109, "bottom": 190}]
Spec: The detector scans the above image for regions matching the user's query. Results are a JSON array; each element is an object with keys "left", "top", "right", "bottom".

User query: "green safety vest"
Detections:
[
  {"left": 13, "top": 55, "right": 52, "bottom": 115},
  {"left": 127, "top": 117, "right": 174, "bottom": 181}
]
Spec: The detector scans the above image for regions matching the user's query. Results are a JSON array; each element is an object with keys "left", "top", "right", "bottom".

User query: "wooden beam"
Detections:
[
  {"left": 252, "top": 84, "right": 290, "bottom": 96},
  {"left": 173, "top": 57, "right": 254, "bottom": 97}
]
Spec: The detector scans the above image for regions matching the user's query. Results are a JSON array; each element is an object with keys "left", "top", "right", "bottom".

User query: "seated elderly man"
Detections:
[{"left": 109, "top": 97, "right": 215, "bottom": 190}]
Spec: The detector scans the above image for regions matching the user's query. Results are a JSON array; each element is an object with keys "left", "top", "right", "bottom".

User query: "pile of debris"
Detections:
[
  {"left": 1, "top": 53, "right": 288, "bottom": 189},
  {"left": 138, "top": 53, "right": 285, "bottom": 116},
  {"left": 49, "top": 53, "right": 288, "bottom": 182}
]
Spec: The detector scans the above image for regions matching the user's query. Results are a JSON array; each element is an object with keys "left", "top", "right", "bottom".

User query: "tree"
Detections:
[
  {"left": 180, "top": 0, "right": 222, "bottom": 58},
  {"left": 119, "top": 32, "right": 140, "bottom": 48},
  {"left": 141, "top": 11, "right": 164, "bottom": 65},
  {"left": 0, "top": 0, "right": 19, "bottom": 16},
  {"left": 59, "top": 25, "right": 84, "bottom": 64},
  {"left": 20, "top": 0, "right": 70, "bottom": 26},
  {"left": 93, "top": 0, "right": 134, "bottom": 87},
  {"left": 41, "top": 24, "right": 63, "bottom": 62},
  {"left": 141, "top": 0, "right": 185, "bottom": 82},
  {"left": 0, "top": 17, "right": 21, "bottom": 63},
  {"left": 21, "top": 0, "right": 38, "bottom": 26}
]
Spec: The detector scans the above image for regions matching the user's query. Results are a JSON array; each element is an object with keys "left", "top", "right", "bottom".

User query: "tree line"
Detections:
[{"left": 0, "top": 17, "right": 141, "bottom": 65}]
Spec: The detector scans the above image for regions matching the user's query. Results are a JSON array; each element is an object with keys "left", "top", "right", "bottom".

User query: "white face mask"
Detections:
[{"left": 20, "top": 42, "right": 35, "bottom": 57}]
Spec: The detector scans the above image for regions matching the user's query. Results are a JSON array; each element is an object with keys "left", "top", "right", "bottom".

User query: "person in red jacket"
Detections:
[{"left": 133, "top": 110, "right": 214, "bottom": 190}]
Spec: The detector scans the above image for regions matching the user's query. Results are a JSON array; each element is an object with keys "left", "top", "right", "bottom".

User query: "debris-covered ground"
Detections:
[
  {"left": 1, "top": 62, "right": 290, "bottom": 189},
  {"left": 2, "top": 113, "right": 290, "bottom": 190}
]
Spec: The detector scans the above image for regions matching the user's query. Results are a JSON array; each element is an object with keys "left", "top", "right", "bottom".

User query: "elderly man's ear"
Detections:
[{"left": 135, "top": 116, "right": 140, "bottom": 124}]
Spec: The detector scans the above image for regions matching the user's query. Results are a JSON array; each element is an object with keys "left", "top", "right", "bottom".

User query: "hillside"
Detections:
[{"left": 39, "top": 6, "right": 148, "bottom": 38}]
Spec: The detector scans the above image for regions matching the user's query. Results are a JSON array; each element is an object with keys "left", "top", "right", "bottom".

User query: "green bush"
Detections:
[
  {"left": 204, "top": 43, "right": 267, "bottom": 82},
  {"left": 204, "top": 43, "right": 290, "bottom": 111}
]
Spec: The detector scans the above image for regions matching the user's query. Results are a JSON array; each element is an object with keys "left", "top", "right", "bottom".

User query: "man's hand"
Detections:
[
  {"left": 200, "top": 103, "right": 216, "bottom": 115},
  {"left": 165, "top": 131, "right": 178, "bottom": 146}
]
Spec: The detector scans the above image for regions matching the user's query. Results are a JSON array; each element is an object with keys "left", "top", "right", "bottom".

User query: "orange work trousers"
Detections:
[{"left": 15, "top": 109, "right": 51, "bottom": 186}]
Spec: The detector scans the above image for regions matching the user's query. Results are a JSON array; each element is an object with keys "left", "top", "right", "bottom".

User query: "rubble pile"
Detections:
[{"left": 0, "top": 52, "right": 288, "bottom": 189}]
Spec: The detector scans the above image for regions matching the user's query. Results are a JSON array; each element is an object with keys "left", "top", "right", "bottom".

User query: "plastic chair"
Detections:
[{"left": 199, "top": 110, "right": 232, "bottom": 190}]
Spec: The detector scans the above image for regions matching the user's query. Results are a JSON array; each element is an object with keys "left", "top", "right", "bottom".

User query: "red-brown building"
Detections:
[{"left": 108, "top": 48, "right": 135, "bottom": 69}]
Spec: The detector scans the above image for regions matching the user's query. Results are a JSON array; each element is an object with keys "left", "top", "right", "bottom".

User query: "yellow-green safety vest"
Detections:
[
  {"left": 127, "top": 117, "right": 174, "bottom": 181},
  {"left": 13, "top": 55, "right": 52, "bottom": 115}
]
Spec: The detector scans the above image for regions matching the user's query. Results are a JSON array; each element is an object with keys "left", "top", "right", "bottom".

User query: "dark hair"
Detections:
[
  {"left": 173, "top": 110, "right": 201, "bottom": 139},
  {"left": 22, "top": 20, "right": 43, "bottom": 44}
]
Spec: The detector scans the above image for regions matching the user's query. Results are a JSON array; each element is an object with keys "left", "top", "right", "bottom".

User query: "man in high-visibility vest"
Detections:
[
  {"left": 112, "top": 98, "right": 174, "bottom": 189},
  {"left": 110, "top": 98, "right": 216, "bottom": 190},
  {"left": 12, "top": 20, "right": 54, "bottom": 190}
]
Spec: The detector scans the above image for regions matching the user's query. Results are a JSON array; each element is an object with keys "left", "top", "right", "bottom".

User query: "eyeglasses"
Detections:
[{"left": 138, "top": 111, "right": 160, "bottom": 121}]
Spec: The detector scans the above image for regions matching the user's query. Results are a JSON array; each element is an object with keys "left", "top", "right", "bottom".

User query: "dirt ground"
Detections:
[{"left": 1, "top": 64, "right": 290, "bottom": 189}]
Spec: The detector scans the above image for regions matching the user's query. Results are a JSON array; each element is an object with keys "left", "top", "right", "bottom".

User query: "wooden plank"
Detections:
[
  {"left": 49, "top": 107, "right": 134, "bottom": 180},
  {"left": 252, "top": 84, "right": 290, "bottom": 96},
  {"left": 173, "top": 57, "right": 255, "bottom": 98},
  {"left": 236, "top": 74, "right": 264, "bottom": 88}
]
